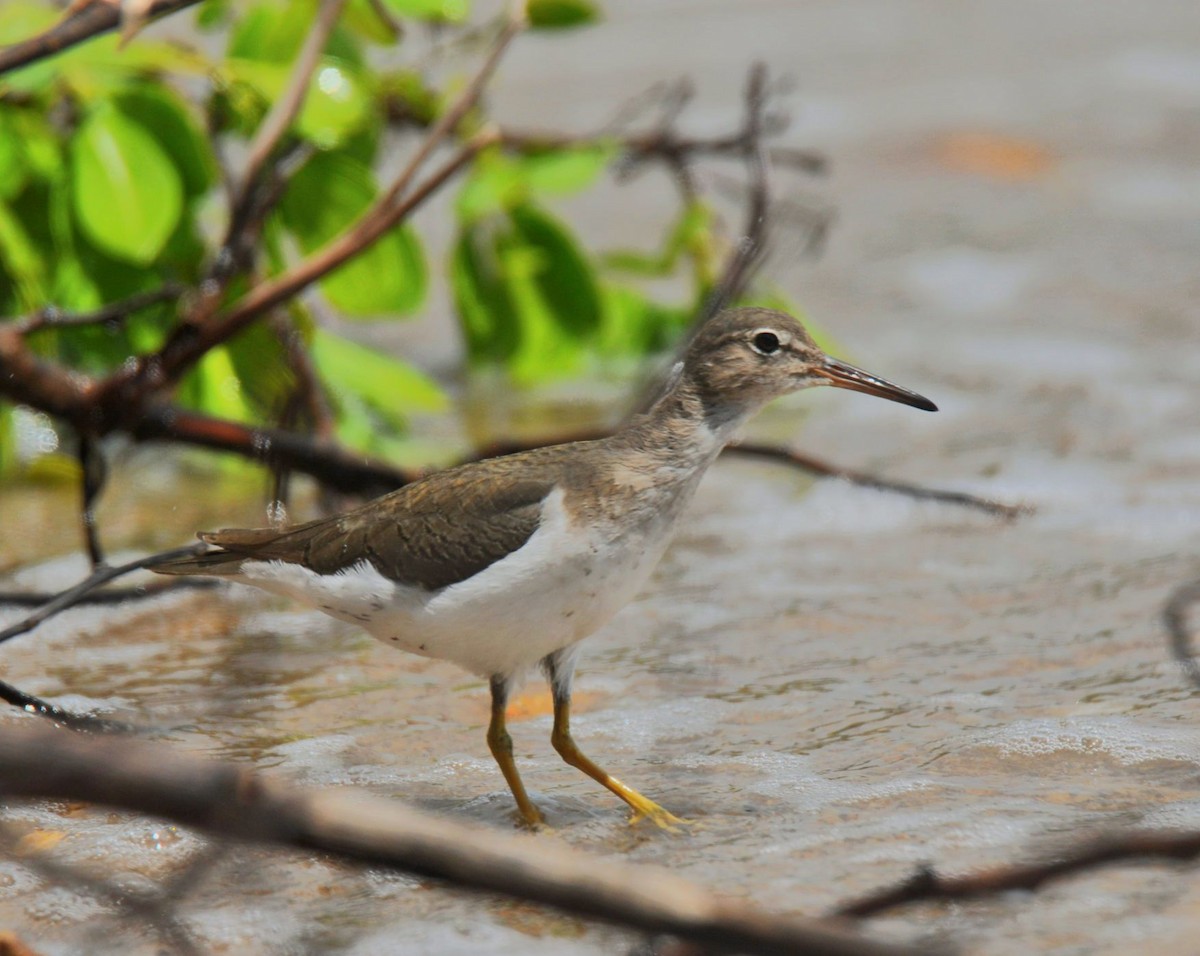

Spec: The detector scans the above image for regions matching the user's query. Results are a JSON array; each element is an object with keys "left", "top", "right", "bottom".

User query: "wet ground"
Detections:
[{"left": 3, "top": 1, "right": 1200, "bottom": 953}]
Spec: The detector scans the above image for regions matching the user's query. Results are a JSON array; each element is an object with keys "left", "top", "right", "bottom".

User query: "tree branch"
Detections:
[
  {"left": 0, "top": 0, "right": 202, "bottom": 76},
  {"left": 13, "top": 284, "right": 184, "bottom": 336},
  {"left": 835, "top": 830, "right": 1200, "bottom": 919},
  {"left": 729, "top": 442, "right": 1030, "bottom": 520},
  {"left": 0, "top": 724, "right": 931, "bottom": 956},
  {"left": 698, "top": 61, "right": 772, "bottom": 322},
  {"left": 231, "top": 0, "right": 350, "bottom": 241}
]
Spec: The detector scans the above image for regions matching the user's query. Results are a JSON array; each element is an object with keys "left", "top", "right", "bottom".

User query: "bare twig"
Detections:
[
  {"left": 365, "top": 0, "right": 403, "bottom": 41},
  {"left": 0, "top": 544, "right": 214, "bottom": 730},
  {"left": 0, "top": 0, "right": 202, "bottom": 76},
  {"left": 0, "top": 579, "right": 217, "bottom": 608},
  {"left": 1165, "top": 576, "right": 1200, "bottom": 690},
  {"left": 132, "top": 405, "right": 413, "bottom": 496},
  {"left": 729, "top": 442, "right": 1030, "bottom": 520},
  {"left": 0, "top": 677, "right": 131, "bottom": 733},
  {"left": 835, "top": 830, "right": 1200, "bottom": 918},
  {"left": 75, "top": 433, "right": 107, "bottom": 568},
  {"left": 377, "top": 5, "right": 527, "bottom": 211},
  {"left": 500, "top": 128, "right": 827, "bottom": 176},
  {"left": 150, "top": 128, "right": 498, "bottom": 386},
  {"left": 698, "top": 62, "right": 772, "bottom": 323},
  {"left": 0, "top": 543, "right": 208, "bottom": 650},
  {"left": 0, "top": 724, "right": 931, "bottom": 956},
  {"left": 13, "top": 284, "right": 184, "bottom": 336},
  {"left": 232, "top": 0, "right": 350, "bottom": 238}
]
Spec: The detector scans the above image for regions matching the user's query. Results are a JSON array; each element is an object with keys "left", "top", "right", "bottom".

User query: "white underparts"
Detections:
[{"left": 231, "top": 486, "right": 685, "bottom": 680}]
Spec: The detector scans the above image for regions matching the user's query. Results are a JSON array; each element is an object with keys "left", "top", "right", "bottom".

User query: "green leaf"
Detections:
[
  {"left": 455, "top": 152, "right": 527, "bottom": 221},
  {"left": 601, "top": 200, "right": 715, "bottom": 278},
  {"left": 456, "top": 145, "right": 613, "bottom": 222},
  {"left": 226, "top": 56, "right": 373, "bottom": 149},
  {"left": 196, "top": 0, "right": 233, "bottom": 30},
  {"left": 69, "top": 103, "right": 183, "bottom": 265},
  {"left": 0, "top": 403, "right": 16, "bottom": 475},
  {"left": 380, "top": 69, "right": 442, "bottom": 126},
  {"left": 343, "top": 0, "right": 404, "bottom": 43},
  {"left": 311, "top": 329, "right": 448, "bottom": 421},
  {"left": 382, "top": 0, "right": 471, "bottom": 23},
  {"left": 230, "top": 2, "right": 365, "bottom": 66},
  {"left": 0, "top": 201, "right": 47, "bottom": 310},
  {"left": 279, "top": 151, "right": 427, "bottom": 316},
  {"left": 112, "top": 84, "right": 216, "bottom": 198},
  {"left": 451, "top": 221, "right": 522, "bottom": 362},
  {"left": 450, "top": 203, "right": 604, "bottom": 380},
  {"left": 9, "top": 111, "right": 60, "bottom": 181},
  {"left": 297, "top": 58, "right": 373, "bottom": 148},
  {"left": 598, "top": 283, "right": 690, "bottom": 355},
  {"left": 187, "top": 345, "right": 257, "bottom": 423},
  {"left": 522, "top": 143, "right": 613, "bottom": 194},
  {"left": 528, "top": 0, "right": 600, "bottom": 29},
  {"left": 0, "top": 110, "right": 26, "bottom": 201},
  {"left": 508, "top": 203, "right": 602, "bottom": 340}
]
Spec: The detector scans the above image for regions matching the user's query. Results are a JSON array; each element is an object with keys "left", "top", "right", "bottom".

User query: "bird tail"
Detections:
[{"left": 150, "top": 534, "right": 249, "bottom": 577}]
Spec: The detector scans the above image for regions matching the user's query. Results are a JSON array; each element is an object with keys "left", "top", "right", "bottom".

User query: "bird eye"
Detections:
[{"left": 751, "top": 330, "right": 781, "bottom": 355}]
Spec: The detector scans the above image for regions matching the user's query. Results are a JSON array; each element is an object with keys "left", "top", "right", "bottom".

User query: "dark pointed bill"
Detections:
[{"left": 816, "top": 357, "right": 938, "bottom": 412}]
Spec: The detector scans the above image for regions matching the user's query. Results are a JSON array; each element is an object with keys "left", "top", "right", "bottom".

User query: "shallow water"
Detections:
[{"left": 3, "top": 1, "right": 1200, "bottom": 953}]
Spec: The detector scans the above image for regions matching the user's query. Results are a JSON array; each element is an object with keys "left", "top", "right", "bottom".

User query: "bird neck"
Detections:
[{"left": 616, "top": 363, "right": 753, "bottom": 469}]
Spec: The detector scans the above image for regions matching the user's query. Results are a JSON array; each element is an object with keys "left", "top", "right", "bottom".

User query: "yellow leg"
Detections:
[
  {"left": 487, "top": 676, "right": 545, "bottom": 829},
  {"left": 550, "top": 689, "right": 689, "bottom": 831}
]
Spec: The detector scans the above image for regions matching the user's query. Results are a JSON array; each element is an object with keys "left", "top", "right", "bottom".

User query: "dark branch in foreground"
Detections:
[
  {"left": 0, "top": 724, "right": 930, "bottom": 956},
  {"left": 1165, "top": 575, "right": 1200, "bottom": 690},
  {"left": 836, "top": 829, "right": 1200, "bottom": 918}
]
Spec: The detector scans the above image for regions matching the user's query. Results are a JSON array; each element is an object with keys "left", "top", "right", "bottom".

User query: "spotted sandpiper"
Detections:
[{"left": 153, "top": 307, "right": 936, "bottom": 828}]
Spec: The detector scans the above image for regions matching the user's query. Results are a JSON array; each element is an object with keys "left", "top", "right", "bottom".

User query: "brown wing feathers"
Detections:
[{"left": 152, "top": 468, "right": 557, "bottom": 591}]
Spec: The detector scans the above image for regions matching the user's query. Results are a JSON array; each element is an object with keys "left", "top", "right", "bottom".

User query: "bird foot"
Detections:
[{"left": 627, "top": 801, "right": 693, "bottom": 833}]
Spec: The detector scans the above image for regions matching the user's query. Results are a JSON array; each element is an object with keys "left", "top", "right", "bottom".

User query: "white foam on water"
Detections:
[{"left": 978, "top": 715, "right": 1200, "bottom": 766}]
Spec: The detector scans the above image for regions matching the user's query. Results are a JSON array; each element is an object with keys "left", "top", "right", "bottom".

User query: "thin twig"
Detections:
[
  {"left": 698, "top": 61, "right": 772, "bottom": 323},
  {"left": 0, "top": 579, "right": 218, "bottom": 608},
  {"left": 729, "top": 442, "right": 1030, "bottom": 520},
  {"left": 0, "top": 724, "right": 932, "bottom": 956},
  {"left": 499, "top": 128, "right": 827, "bottom": 175},
  {"left": 0, "top": 678, "right": 133, "bottom": 733},
  {"left": 0, "top": 544, "right": 213, "bottom": 730},
  {"left": 153, "top": 128, "right": 498, "bottom": 383},
  {"left": 14, "top": 284, "right": 184, "bottom": 335},
  {"left": 377, "top": 4, "right": 527, "bottom": 210},
  {"left": 1165, "top": 576, "right": 1200, "bottom": 690},
  {"left": 835, "top": 830, "right": 1200, "bottom": 918},
  {"left": 365, "top": 0, "right": 403, "bottom": 41},
  {"left": 232, "top": 0, "right": 349, "bottom": 236},
  {"left": 75, "top": 433, "right": 107, "bottom": 569},
  {"left": 0, "top": 543, "right": 209, "bottom": 650}
]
